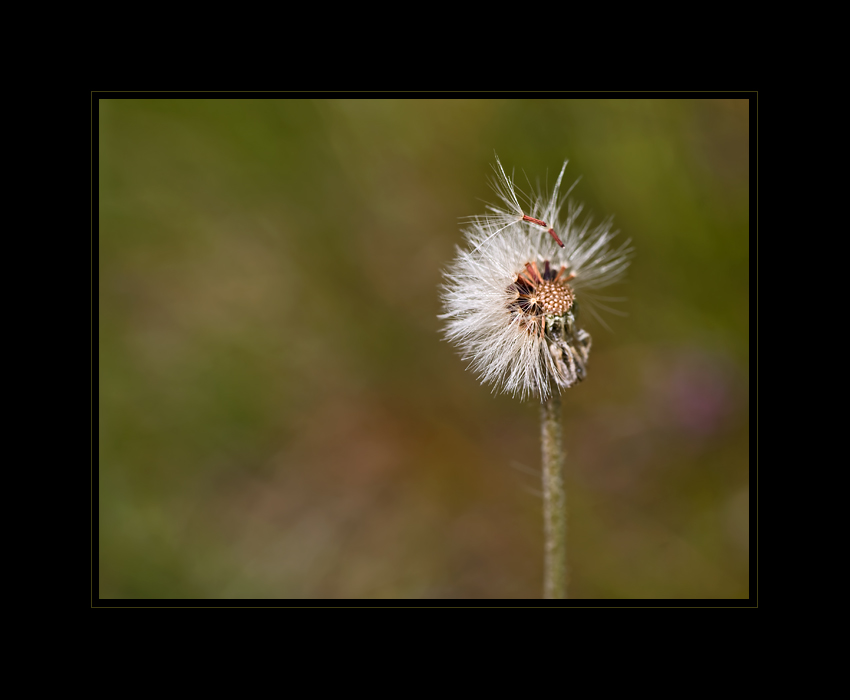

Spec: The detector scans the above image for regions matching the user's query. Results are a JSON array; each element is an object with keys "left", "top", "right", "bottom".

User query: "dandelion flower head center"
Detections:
[
  {"left": 535, "top": 280, "right": 574, "bottom": 315},
  {"left": 510, "top": 260, "right": 576, "bottom": 319}
]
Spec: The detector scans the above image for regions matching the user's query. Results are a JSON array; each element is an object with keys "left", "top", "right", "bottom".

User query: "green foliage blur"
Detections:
[{"left": 98, "top": 98, "right": 750, "bottom": 599}]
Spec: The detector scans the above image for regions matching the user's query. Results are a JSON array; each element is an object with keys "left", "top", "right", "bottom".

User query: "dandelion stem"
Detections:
[{"left": 541, "top": 391, "right": 568, "bottom": 599}]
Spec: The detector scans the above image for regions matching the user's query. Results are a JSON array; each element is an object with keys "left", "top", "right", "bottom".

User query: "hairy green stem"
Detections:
[{"left": 541, "top": 391, "right": 567, "bottom": 599}]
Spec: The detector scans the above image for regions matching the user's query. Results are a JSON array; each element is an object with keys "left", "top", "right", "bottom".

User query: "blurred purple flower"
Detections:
[{"left": 659, "top": 350, "right": 736, "bottom": 438}]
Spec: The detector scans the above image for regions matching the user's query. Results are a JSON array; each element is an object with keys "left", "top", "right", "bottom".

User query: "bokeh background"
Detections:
[{"left": 98, "top": 98, "right": 750, "bottom": 599}]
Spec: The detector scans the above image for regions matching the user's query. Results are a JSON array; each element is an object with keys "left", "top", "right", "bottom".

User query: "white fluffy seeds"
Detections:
[{"left": 439, "top": 156, "right": 632, "bottom": 400}]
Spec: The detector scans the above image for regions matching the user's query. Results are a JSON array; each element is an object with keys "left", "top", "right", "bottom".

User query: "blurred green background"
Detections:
[{"left": 98, "top": 98, "right": 750, "bottom": 599}]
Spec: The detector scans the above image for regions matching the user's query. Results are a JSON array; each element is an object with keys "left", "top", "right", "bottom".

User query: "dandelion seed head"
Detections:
[{"left": 440, "top": 155, "right": 633, "bottom": 401}]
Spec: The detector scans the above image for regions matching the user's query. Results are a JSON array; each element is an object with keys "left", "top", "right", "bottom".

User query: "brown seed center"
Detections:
[{"left": 536, "top": 280, "right": 575, "bottom": 315}]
